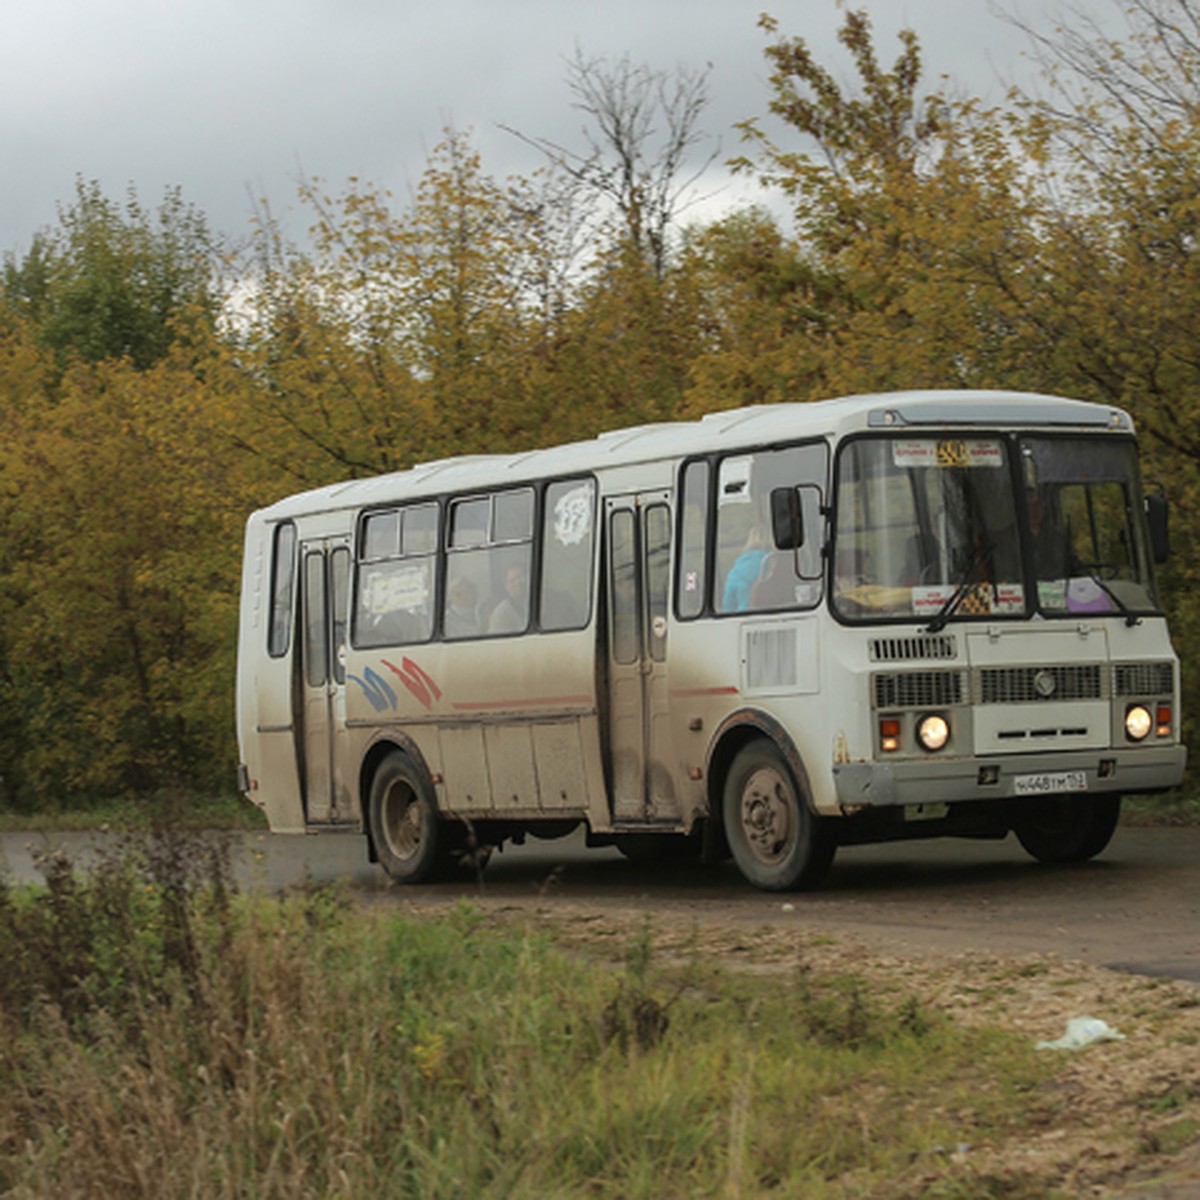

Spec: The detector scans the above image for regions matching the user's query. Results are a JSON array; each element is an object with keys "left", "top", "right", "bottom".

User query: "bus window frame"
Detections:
[
  {"left": 675, "top": 440, "right": 830, "bottom": 621},
  {"left": 445, "top": 487, "right": 536, "bottom": 640},
  {"left": 349, "top": 476, "right": 600, "bottom": 648},
  {"left": 675, "top": 456, "right": 714, "bottom": 622},
  {"left": 1016, "top": 431, "right": 1163, "bottom": 620},
  {"left": 538, "top": 477, "right": 598, "bottom": 635},
  {"left": 828, "top": 430, "right": 1023, "bottom": 628},
  {"left": 352, "top": 501, "right": 441, "bottom": 649},
  {"left": 267, "top": 520, "right": 297, "bottom": 659}
]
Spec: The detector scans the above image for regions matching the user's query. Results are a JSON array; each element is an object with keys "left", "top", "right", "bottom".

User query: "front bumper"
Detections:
[{"left": 832, "top": 743, "right": 1188, "bottom": 810}]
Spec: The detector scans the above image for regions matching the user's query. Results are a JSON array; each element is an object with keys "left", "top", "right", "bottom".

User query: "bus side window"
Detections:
[
  {"left": 445, "top": 489, "right": 535, "bottom": 639},
  {"left": 677, "top": 460, "right": 709, "bottom": 619},
  {"left": 268, "top": 521, "right": 297, "bottom": 658},
  {"left": 330, "top": 547, "right": 350, "bottom": 684},
  {"left": 541, "top": 479, "right": 596, "bottom": 632},
  {"left": 715, "top": 444, "right": 827, "bottom": 614},
  {"left": 354, "top": 504, "right": 438, "bottom": 648},
  {"left": 610, "top": 510, "right": 639, "bottom": 665},
  {"left": 645, "top": 504, "right": 671, "bottom": 662},
  {"left": 303, "top": 552, "right": 327, "bottom": 687}
]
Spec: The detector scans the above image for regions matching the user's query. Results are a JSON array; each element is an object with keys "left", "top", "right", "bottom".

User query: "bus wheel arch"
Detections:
[
  {"left": 364, "top": 742, "right": 444, "bottom": 883},
  {"left": 707, "top": 714, "right": 836, "bottom": 890}
]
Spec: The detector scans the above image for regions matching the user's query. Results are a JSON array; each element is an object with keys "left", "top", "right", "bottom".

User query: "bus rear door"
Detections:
[
  {"left": 604, "top": 492, "right": 680, "bottom": 824},
  {"left": 299, "top": 538, "right": 352, "bottom": 823}
]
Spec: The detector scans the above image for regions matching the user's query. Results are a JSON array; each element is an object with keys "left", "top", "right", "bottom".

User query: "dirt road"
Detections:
[
  {"left": 404, "top": 825, "right": 1200, "bottom": 988},
  {"left": 5, "top": 824, "right": 1197, "bottom": 986}
]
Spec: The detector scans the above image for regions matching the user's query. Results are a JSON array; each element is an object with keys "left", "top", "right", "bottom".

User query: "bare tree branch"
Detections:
[{"left": 502, "top": 50, "right": 720, "bottom": 279}]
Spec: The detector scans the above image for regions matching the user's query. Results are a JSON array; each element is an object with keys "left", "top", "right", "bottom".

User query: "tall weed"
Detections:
[{"left": 0, "top": 847, "right": 1051, "bottom": 1198}]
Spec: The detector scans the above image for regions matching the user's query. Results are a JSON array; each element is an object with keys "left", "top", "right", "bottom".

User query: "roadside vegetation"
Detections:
[
  {"left": 0, "top": 792, "right": 267, "bottom": 833},
  {"left": 1123, "top": 791, "right": 1200, "bottom": 827},
  {"left": 3, "top": 836, "right": 1199, "bottom": 1198}
]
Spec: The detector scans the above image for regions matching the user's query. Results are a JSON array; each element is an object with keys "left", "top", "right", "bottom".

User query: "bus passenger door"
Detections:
[
  {"left": 604, "top": 494, "right": 679, "bottom": 824},
  {"left": 300, "top": 539, "right": 352, "bottom": 824}
]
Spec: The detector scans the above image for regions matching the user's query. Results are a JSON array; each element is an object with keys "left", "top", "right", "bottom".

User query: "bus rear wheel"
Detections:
[
  {"left": 1010, "top": 794, "right": 1121, "bottom": 864},
  {"left": 723, "top": 739, "right": 835, "bottom": 891},
  {"left": 368, "top": 752, "right": 444, "bottom": 883}
]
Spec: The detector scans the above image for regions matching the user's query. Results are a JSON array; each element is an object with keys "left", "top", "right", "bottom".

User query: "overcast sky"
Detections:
[{"left": 1, "top": 0, "right": 1105, "bottom": 256}]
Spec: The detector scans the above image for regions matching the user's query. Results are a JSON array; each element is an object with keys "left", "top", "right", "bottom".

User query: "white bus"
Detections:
[{"left": 236, "top": 390, "right": 1187, "bottom": 891}]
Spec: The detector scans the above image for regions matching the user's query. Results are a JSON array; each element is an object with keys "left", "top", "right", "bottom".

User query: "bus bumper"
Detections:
[{"left": 832, "top": 744, "right": 1188, "bottom": 810}]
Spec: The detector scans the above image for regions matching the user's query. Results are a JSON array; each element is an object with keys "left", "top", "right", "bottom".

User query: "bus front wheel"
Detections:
[
  {"left": 1010, "top": 794, "right": 1121, "bottom": 864},
  {"left": 722, "top": 739, "right": 835, "bottom": 891},
  {"left": 368, "top": 752, "right": 444, "bottom": 883}
]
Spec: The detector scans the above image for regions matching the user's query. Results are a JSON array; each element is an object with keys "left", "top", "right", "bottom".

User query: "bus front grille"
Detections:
[
  {"left": 873, "top": 670, "right": 966, "bottom": 710},
  {"left": 869, "top": 634, "right": 957, "bottom": 662},
  {"left": 978, "top": 664, "right": 1103, "bottom": 704},
  {"left": 1113, "top": 661, "right": 1174, "bottom": 696}
]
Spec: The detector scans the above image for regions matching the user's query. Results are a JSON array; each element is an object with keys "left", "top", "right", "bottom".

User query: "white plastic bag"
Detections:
[{"left": 1036, "top": 1016, "right": 1125, "bottom": 1050}]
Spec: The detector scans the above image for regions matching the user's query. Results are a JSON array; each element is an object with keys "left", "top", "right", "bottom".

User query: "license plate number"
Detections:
[{"left": 1013, "top": 770, "right": 1088, "bottom": 796}]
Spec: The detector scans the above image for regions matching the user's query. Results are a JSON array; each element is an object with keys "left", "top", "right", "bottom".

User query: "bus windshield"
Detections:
[
  {"left": 832, "top": 435, "right": 1158, "bottom": 623},
  {"left": 1020, "top": 436, "right": 1159, "bottom": 616}
]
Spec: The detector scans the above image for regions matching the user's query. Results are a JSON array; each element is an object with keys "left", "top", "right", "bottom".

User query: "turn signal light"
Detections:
[
  {"left": 880, "top": 717, "right": 901, "bottom": 753},
  {"left": 1156, "top": 704, "right": 1172, "bottom": 738}
]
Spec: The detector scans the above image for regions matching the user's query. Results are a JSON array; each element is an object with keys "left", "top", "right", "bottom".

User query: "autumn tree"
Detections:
[
  {"left": 0, "top": 312, "right": 52, "bottom": 805},
  {"left": 0, "top": 348, "right": 242, "bottom": 807},
  {"left": 1, "top": 179, "right": 221, "bottom": 371},
  {"left": 678, "top": 207, "right": 842, "bottom": 413},
  {"left": 724, "top": 10, "right": 1053, "bottom": 400},
  {"left": 0, "top": 183, "right": 236, "bottom": 807}
]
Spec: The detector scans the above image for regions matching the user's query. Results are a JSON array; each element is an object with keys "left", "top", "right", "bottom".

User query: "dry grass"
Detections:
[{"left": 2, "top": 840, "right": 1198, "bottom": 1198}]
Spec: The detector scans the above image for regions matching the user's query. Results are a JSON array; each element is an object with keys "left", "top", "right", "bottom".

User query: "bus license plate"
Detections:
[{"left": 1013, "top": 770, "right": 1088, "bottom": 796}]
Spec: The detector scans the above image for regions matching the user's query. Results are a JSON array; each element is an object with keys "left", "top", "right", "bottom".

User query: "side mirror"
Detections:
[
  {"left": 770, "top": 487, "right": 803, "bottom": 550},
  {"left": 1145, "top": 492, "right": 1169, "bottom": 564}
]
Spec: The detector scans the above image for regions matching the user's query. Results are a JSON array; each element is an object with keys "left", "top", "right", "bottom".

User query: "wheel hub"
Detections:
[
  {"left": 740, "top": 766, "right": 794, "bottom": 865},
  {"left": 382, "top": 782, "right": 422, "bottom": 860}
]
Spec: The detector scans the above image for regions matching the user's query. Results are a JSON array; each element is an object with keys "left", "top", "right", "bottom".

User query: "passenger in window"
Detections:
[
  {"left": 488, "top": 564, "right": 529, "bottom": 634},
  {"left": 722, "top": 524, "right": 770, "bottom": 612},
  {"left": 749, "top": 551, "right": 796, "bottom": 608},
  {"left": 444, "top": 577, "right": 481, "bottom": 638}
]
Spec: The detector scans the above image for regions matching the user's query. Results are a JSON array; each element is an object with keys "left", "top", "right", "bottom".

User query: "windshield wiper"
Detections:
[
  {"left": 925, "top": 539, "right": 994, "bottom": 634},
  {"left": 1075, "top": 566, "right": 1142, "bottom": 627}
]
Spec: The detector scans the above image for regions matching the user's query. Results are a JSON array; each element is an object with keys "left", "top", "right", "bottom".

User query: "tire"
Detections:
[
  {"left": 368, "top": 752, "right": 445, "bottom": 883},
  {"left": 722, "top": 739, "right": 836, "bottom": 891},
  {"left": 1010, "top": 794, "right": 1121, "bottom": 864}
]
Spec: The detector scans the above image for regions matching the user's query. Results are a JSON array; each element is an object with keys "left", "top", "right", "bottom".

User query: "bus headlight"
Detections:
[
  {"left": 916, "top": 713, "right": 950, "bottom": 752},
  {"left": 1125, "top": 704, "right": 1153, "bottom": 742}
]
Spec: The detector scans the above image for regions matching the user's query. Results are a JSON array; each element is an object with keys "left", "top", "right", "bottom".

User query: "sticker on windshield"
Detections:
[
  {"left": 993, "top": 583, "right": 1025, "bottom": 613},
  {"left": 911, "top": 581, "right": 1024, "bottom": 618},
  {"left": 892, "top": 439, "right": 1003, "bottom": 469}
]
